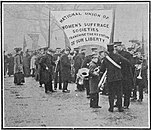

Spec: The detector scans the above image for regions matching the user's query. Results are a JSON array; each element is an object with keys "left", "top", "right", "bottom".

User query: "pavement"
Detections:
[{"left": 3, "top": 76, "right": 149, "bottom": 128}]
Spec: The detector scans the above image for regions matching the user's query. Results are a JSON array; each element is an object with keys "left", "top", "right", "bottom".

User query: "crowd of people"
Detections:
[{"left": 4, "top": 41, "right": 148, "bottom": 112}]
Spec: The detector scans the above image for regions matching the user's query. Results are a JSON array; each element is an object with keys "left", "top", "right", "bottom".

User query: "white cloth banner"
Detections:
[{"left": 52, "top": 10, "right": 113, "bottom": 49}]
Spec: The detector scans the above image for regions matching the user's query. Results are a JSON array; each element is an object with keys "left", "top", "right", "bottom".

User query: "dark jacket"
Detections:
[
  {"left": 39, "top": 53, "right": 55, "bottom": 84},
  {"left": 8, "top": 56, "right": 14, "bottom": 75},
  {"left": 74, "top": 53, "right": 85, "bottom": 74},
  {"left": 81, "top": 55, "right": 92, "bottom": 68},
  {"left": 60, "top": 53, "right": 71, "bottom": 81},
  {"left": 53, "top": 53, "right": 61, "bottom": 72},
  {"left": 89, "top": 61, "right": 100, "bottom": 94},
  {"left": 101, "top": 52, "right": 130, "bottom": 83},
  {"left": 118, "top": 50, "right": 134, "bottom": 86}
]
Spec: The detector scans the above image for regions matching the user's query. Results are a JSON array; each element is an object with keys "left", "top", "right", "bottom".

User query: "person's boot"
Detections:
[
  {"left": 108, "top": 108, "right": 113, "bottom": 112},
  {"left": 118, "top": 108, "right": 124, "bottom": 112}
]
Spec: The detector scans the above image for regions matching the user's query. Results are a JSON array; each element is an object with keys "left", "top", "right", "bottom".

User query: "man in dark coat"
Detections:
[
  {"left": 114, "top": 42, "right": 134, "bottom": 109},
  {"left": 89, "top": 54, "right": 102, "bottom": 108},
  {"left": 60, "top": 47, "right": 71, "bottom": 93},
  {"left": 39, "top": 48, "right": 56, "bottom": 93},
  {"left": 35, "top": 48, "right": 46, "bottom": 87},
  {"left": 7, "top": 53, "right": 14, "bottom": 76},
  {"left": 100, "top": 44, "right": 131, "bottom": 112},
  {"left": 23, "top": 51, "right": 31, "bottom": 77},
  {"left": 74, "top": 49, "right": 86, "bottom": 91},
  {"left": 53, "top": 48, "right": 62, "bottom": 90}
]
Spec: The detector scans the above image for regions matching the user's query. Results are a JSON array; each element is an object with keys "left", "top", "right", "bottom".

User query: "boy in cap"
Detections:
[
  {"left": 81, "top": 47, "right": 98, "bottom": 98},
  {"left": 89, "top": 53, "right": 102, "bottom": 108}
]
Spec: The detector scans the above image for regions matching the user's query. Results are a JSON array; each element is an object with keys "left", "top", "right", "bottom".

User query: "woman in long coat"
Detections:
[
  {"left": 60, "top": 47, "right": 71, "bottom": 93},
  {"left": 14, "top": 48, "right": 25, "bottom": 85},
  {"left": 7, "top": 53, "right": 14, "bottom": 76}
]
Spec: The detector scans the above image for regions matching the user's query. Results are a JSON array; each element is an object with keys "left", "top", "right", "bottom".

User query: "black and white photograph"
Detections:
[{"left": 1, "top": 1, "right": 150, "bottom": 129}]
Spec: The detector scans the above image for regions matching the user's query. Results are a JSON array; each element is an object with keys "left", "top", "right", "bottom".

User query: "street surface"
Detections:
[{"left": 3, "top": 76, "right": 149, "bottom": 128}]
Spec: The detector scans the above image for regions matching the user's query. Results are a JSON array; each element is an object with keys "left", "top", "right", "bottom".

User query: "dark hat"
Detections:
[
  {"left": 135, "top": 42, "right": 141, "bottom": 45},
  {"left": 65, "top": 46, "right": 71, "bottom": 51},
  {"left": 39, "top": 47, "right": 47, "bottom": 51},
  {"left": 74, "top": 47, "right": 79, "bottom": 51},
  {"left": 8, "top": 53, "right": 12, "bottom": 56},
  {"left": 99, "top": 50, "right": 104, "bottom": 54},
  {"left": 81, "top": 48, "right": 86, "bottom": 51},
  {"left": 43, "top": 47, "right": 49, "bottom": 51},
  {"left": 92, "top": 53, "right": 99, "bottom": 58},
  {"left": 56, "top": 47, "right": 61, "bottom": 50},
  {"left": 127, "top": 47, "right": 133, "bottom": 51},
  {"left": 48, "top": 48, "right": 55, "bottom": 53},
  {"left": 14, "top": 47, "right": 22, "bottom": 52},
  {"left": 114, "top": 42, "right": 122, "bottom": 46},
  {"left": 107, "top": 44, "right": 114, "bottom": 52},
  {"left": 60, "top": 49, "right": 65, "bottom": 53},
  {"left": 91, "top": 47, "right": 98, "bottom": 51}
]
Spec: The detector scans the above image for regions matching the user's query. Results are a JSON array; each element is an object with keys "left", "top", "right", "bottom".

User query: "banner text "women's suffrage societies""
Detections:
[{"left": 52, "top": 11, "right": 113, "bottom": 49}]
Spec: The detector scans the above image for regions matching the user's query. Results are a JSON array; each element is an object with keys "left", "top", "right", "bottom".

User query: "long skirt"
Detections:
[{"left": 14, "top": 72, "right": 25, "bottom": 85}]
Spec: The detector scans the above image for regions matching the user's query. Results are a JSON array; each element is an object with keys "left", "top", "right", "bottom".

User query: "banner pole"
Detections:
[
  {"left": 48, "top": 9, "right": 51, "bottom": 48},
  {"left": 110, "top": 7, "right": 116, "bottom": 44}
]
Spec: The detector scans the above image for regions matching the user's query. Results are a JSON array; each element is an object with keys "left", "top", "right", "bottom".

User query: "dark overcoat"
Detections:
[
  {"left": 89, "top": 61, "right": 100, "bottom": 94},
  {"left": 23, "top": 55, "right": 31, "bottom": 76},
  {"left": 81, "top": 55, "right": 92, "bottom": 68},
  {"left": 8, "top": 56, "right": 14, "bottom": 75},
  {"left": 60, "top": 53, "right": 71, "bottom": 81},
  {"left": 39, "top": 53, "right": 55, "bottom": 84},
  {"left": 74, "top": 53, "right": 85, "bottom": 74},
  {"left": 101, "top": 52, "right": 131, "bottom": 83},
  {"left": 118, "top": 50, "right": 134, "bottom": 87},
  {"left": 53, "top": 53, "right": 61, "bottom": 72}
]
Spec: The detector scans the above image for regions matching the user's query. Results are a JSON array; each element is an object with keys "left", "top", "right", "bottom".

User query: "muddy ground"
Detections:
[{"left": 3, "top": 76, "right": 149, "bottom": 128}]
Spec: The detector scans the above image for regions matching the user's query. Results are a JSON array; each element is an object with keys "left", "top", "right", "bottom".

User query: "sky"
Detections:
[
  {"left": 114, "top": 3, "right": 148, "bottom": 47},
  {"left": 3, "top": 2, "right": 149, "bottom": 53}
]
